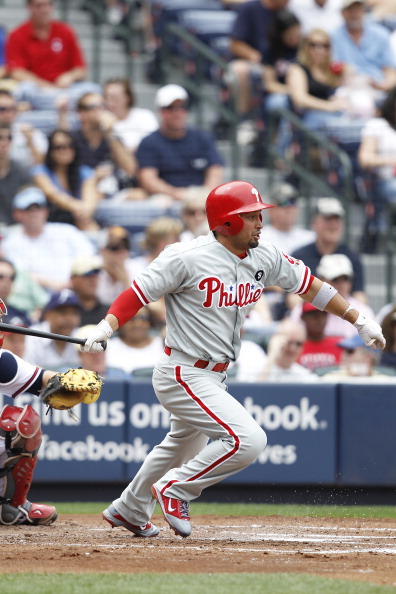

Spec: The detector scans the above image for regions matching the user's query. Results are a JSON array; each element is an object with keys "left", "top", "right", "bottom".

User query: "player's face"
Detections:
[{"left": 230, "top": 211, "right": 263, "bottom": 253}]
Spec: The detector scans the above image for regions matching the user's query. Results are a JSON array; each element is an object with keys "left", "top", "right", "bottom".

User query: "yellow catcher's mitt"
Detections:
[{"left": 40, "top": 368, "right": 103, "bottom": 411}]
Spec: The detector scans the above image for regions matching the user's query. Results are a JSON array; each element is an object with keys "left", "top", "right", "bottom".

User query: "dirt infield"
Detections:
[{"left": 1, "top": 514, "right": 395, "bottom": 585}]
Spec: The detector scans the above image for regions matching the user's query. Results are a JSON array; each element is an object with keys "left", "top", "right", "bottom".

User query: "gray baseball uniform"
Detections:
[{"left": 113, "top": 232, "right": 312, "bottom": 526}]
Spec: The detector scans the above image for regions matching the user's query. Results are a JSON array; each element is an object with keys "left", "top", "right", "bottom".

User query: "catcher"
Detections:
[{"left": 0, "top": 301, "right": 102, "bottom": 526}]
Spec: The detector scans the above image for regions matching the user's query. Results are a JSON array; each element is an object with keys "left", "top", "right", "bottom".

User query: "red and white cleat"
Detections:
[
  {"left": 151, "top": 483, "right": 191, "bottom": 538},
  {"left": 102, "top": 504, "right": 159, "bottom": 537}
]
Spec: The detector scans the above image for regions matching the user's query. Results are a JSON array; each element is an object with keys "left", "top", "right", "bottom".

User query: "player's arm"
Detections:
[{"left": 302, "top": 277, "right": 385, "bottom": 349}]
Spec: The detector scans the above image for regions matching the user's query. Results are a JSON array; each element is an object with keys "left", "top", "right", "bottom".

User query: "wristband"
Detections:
[
  {"left": 341, "top": 305, "right": 354, "bottom": 319},
  {"left": 311, "top": 282, "right": 338, "bottom": 311},
  {"left": 353, "top": 313, "right": 367, "bottom": 328}
]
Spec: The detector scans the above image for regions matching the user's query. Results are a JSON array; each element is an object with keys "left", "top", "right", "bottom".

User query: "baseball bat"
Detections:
[{"left": 0, "top": 322, "right": 107, "bottom": 350}]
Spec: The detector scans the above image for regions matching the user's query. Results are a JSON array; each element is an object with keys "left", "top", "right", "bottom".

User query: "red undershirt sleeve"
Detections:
[{"left": 107, "top": 288, "right": 144, "bottom": 327}]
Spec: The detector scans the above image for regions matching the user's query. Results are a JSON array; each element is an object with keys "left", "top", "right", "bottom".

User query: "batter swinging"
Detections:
[{"left": 82, "top": 181, "right": 385, "bottom": 538}]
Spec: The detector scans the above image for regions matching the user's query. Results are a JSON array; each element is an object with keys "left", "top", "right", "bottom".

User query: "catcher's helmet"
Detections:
[{"left": 206, "top": 181, "right": 274, "bottom": 236}]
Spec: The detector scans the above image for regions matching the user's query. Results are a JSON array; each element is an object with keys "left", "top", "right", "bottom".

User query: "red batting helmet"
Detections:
[{"left": 206, "top": 181, "right": 274, "bottom": 236}]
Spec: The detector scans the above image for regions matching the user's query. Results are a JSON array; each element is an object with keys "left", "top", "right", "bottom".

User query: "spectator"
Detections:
[
  {"left": 179, "top": 187, "right": 209, "bottom": 242},
  {"left": 2, "top": 313, "right": 28, "bottom": 358},
  {"left": 260, "top": 182, "right": 316, "bottom": 253},
  {"left": 5, "top": 0, "right": 100, "bottom": 111},
  {"left": 31, "top": 129, "right": 102, "bottom": 230},
  {"left": 59, "top": 91, "right": 138, "bottom": 198},
  {"left": 261, "top": 10, "right": 302, "bottom": 155},
  {"left": 289, "top": 0, "right": 343, "bottom": 35},
  {"left": 331, "top": 0, "right": 396, "bottom": 94},
  {"left": 105, "top": 307, "right": 164, "bottom": 375},
  {"left": 70, "top": 255, "right": 109, "bottom": 326},
  {"left": 322, "top": 333, "right": 395, "bottom": 381},
  {"left": 97, "top": 226, "right": 137, "bottom": 306},
  {"left": 256, "top": 318, "right": 319, "bottom": 382},
  {"left": 131, "top": 216, "right": 183, "bottom": 327},
  {"left": 228, "top": 0, "right": 289, "bottom": 116},
  {"left": 291, "top": 252, "right": 374, "bottom": 338},
  {"left": 24, "top": 289, "right": 82, "bottom": 369},
  {"left": 0, "top": 258, "right": 32, "bottom": 326},
  {"left": 379, "top": 306, "right": 396, "bottom": 369},
  {"left": 229, "top": 332, "right": 269, "bottom": 382},
  {"left": 298, "top": 301, "right": 343, "bottom": 371},
  {"left": 358, "top": 85, "right": 396, "bottom": 249},
  {"left": 136, "top": 84, "right": 224, "bottom": 202},
  {"left": 0, "top": 89, "right": 47, "bottom": 166},
  {"left": 0, "top": 122, "right": 33, "bottom": 225},
  {"left": 103, "top": 77, "right": 158, "bottom": 155},
  {"left": 1, "top": 185, "right": 95, "bottom": 294},
  {"left": 286, "top": 28, "right": 354, "bottom": 133},
  {"left": 291, "top": 197, "right": 366, "bottom": 302}
]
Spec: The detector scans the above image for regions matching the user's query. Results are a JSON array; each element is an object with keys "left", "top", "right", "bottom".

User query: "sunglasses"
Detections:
[
  {"left": 163, "top": 103, "right": 188, "bottom": 111},
  {"left": 308, "top": 42, "right": 330, "bottom": 49},
  {"left": 0, "top": 134, "right": 12, "bottom": 141},
  {"left": 0, "top": 106, "right": 16, "bottom": 112},
  {"left": 78, "top": 104, "right": 105, "bottom": 111},
  {"left": 332, "top": 275, "right": 351, "bottom": 282},
  {"left": 51, "top": 143, "right": 74, "bottom": 150},
  {"left": 344, "top": 348, "right": 356, "bottom": 355},
  {"left": 106, "top": 244, "right": 128, "bottom": 251},
  {"left": 82, "top": 269, "right": 101, "bottom": 277},
  {"left": 0, "top": 273, "right": 15, "bottom": 281},
  {"left": 277, "top": 198, "right": 297, "bottom": 207}
]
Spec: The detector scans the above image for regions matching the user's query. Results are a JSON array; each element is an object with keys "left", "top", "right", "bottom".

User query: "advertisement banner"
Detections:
[
  {"left": 0, "top": 379, "right": 338, "bottom": 485},
  {"left": 338, "top": 384, "right": 396, "bottom": 486}
]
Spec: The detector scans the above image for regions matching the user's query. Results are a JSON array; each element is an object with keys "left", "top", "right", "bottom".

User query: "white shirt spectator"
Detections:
[
  {"left": 24, "top": 321, "right": 80, "bottom": 369},
  {"left": 230, "top": 339, "right": 268, "bottom": 382},
  {"left": 2, "top": 223, "right": 95, "bottom": 287},
  {"left": 106, "top": 334, "right": 164, "bottom": 374},
  {"left": 264, "top": 362, "right": 319, "bottom": 382},
  {"left": 289, "top": 0, "right": 343, "bottom": 35},
  {"left": 11, "top": 122, "right": 48, "bottom": 167},
  {"left": 261, "top": 225, "right": 316, "bottom": 255},
  {"left": 113, "top": 107, "right": 158, "bottom": 151}
]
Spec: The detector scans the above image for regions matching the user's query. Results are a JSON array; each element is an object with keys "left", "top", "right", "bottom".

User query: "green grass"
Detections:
[
  {"left": 55, "top": 501, "right": 396, "bottom": 519},
  {"left": 7, "top": 573, "right": 395, "bottom": 594}
]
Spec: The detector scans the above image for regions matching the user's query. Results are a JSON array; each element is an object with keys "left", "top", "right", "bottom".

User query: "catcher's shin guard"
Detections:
[{"left": 0, "top": 404, "right": 57, "bottom": 525}]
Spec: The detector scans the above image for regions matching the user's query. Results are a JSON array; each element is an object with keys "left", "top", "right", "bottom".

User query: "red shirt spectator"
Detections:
[
  {"left": 6, "top": 20, "right": 85, "bottom": 84},
  {"left": 297, "top": 302, "right": 343, "bottom": 371}
]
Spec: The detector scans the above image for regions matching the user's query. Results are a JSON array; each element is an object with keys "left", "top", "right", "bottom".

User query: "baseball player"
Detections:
[
  {"left": 82, "top": 181, "right": 385, "bottom": 538},
  {"left": 0, "top": 300, "right": 58, "bottom": 526}
]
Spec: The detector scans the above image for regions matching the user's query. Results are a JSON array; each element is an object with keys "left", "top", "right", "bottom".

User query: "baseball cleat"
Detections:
[
  {"left": 18, "top": 501, "right": 58, "bottom": 525},
  {"left": 151, "top": 483, "right": 191, "bottom": 538},
  {"left": 102, "top": 503, "right": 159, "bottom": 537}
]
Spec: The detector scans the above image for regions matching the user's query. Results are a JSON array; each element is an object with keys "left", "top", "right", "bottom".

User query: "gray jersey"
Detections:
[{"left": 132, "top": 232, "right": 311, "bottom": 362}]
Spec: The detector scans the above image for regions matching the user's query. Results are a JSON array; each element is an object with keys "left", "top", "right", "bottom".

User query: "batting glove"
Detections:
[
  {"left": 81, "top": 319, "right": 113, "bottom": 352},
  {"left": 354, "top": 314, "right": 386, "bottom": 349}
]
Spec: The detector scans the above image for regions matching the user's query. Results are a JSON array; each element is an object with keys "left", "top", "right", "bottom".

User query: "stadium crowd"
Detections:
[{"left": 0, "top": 0, "right": 395, "bottom": 381}]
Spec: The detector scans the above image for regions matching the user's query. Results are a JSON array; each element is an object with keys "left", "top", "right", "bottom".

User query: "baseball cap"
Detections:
[
  {"left": 342, "top": 0, "right": 364, "bottom": 8},
  {"left": 315, "top": 197, "right": 345, "bottom": 218},
  {"left": 269, "top": 182, "right": 299, "bottom": 207},
  {"left": 338, "top": 333, "right": 372, "bottom": 352},
  {"left": 155, "top": 84, "right": 188, "bottom": 109},
  {"left": 301, "top": 302, "right": 325, "bottom": 314},
  {"left": 43, "top": 289, "right": 81, "bottom": 313},
  {"left": 71, "top": 255, "right": 103, "bottom": 276},
  {"left": 316, "top": 254, "right": 353, "bottom": 281},
  {"left": 12, "top": 186, "right": 47, "bottom": 210}
]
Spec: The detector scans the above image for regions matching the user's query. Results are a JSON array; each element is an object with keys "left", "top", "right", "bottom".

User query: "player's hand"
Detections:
[
  {"left": 81, "top": 320, "right": 113, "bottom": 352},
  {"left": 354, "top": 315, "right": 386, "bottom": 349}
]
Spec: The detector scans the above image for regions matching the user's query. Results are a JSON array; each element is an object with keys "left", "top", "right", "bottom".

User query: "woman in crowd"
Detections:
[{"left": 31, "top": 129, "right": 102, "bottom": 231}]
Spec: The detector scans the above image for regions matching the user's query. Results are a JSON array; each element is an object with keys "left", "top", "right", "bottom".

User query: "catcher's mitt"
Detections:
[{"left": 40, "top": 368, "right": 103, "bottom": 412}]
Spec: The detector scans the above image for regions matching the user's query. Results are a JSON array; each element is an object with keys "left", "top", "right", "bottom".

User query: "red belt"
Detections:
[{"left": 164, "top": 346, "right": 229, "bottom": 373}]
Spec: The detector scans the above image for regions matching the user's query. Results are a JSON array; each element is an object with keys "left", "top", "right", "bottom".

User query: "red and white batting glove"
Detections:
[
  {"left": 354, "top": 314, "right": 386, "bottom": 349},
  {"left": 81, "top": 319, "right": 113, "bottom": 352}
]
